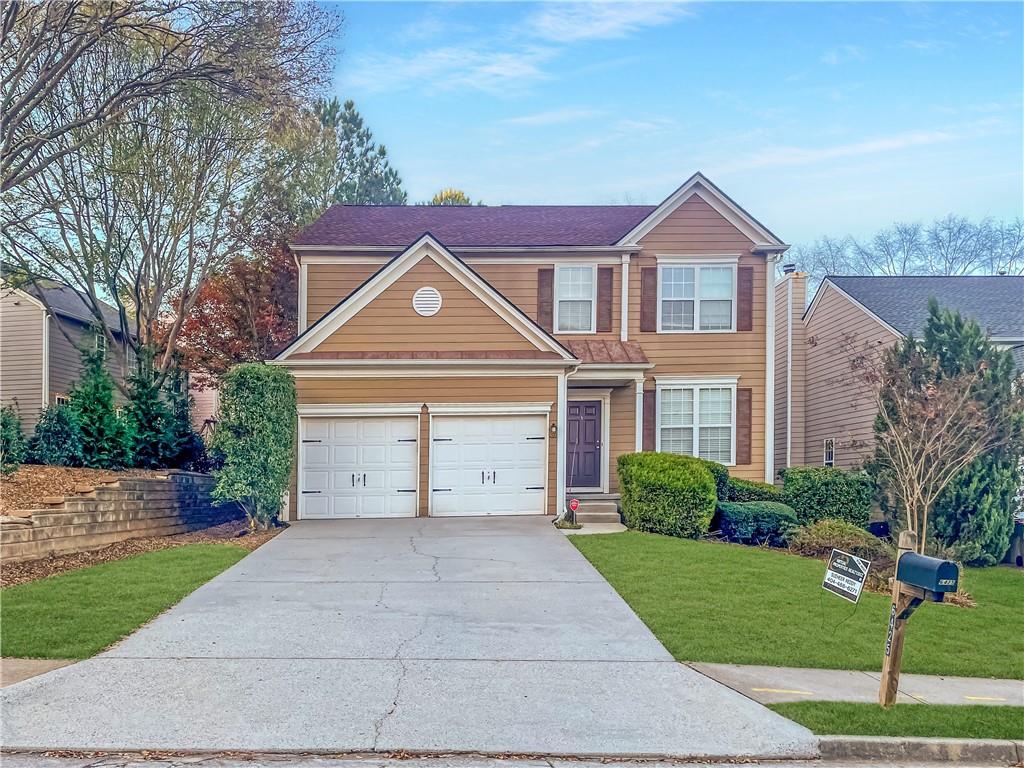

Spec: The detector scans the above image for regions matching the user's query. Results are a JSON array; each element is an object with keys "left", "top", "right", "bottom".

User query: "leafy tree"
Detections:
[
  {"left": 324, "top": 98, "right": 407, "bottom": 205},
  {"left": 0, "top": 405, "right": 26, "bottom": 475},
  {"left": 28, "top": 405, "right": 84, "bottom": 466},
  {"left": 176, "top": 248, "right": 298, "bottom": 384},
  {"left": 69, "top": 348, "right": 132, "bottom": 469},
  {"left": 212, "top": 364, "right": 296, "bottom": 529},
  {"left": 867, "top": 301, "right": 1024, "bottom": 554},
  {"left": 430, "top": 188, "right": 473, "bottom": 206}
]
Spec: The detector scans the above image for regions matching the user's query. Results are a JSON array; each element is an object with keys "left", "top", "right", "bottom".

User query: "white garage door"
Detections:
[
  {"left": 431, "top": 415, "right": 547, "bottom": 516},
  {"left": 299, "top": 417, "right": 418, "bottom": 519}
]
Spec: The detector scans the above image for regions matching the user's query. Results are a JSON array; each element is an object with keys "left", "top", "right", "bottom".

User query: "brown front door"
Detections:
[{"left": 567, "top": 400, "right": 601, "bottom": 489}]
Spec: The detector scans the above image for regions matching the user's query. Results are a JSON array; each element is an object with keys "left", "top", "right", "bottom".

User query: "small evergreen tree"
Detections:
[
  {"left": 28, "top": 405, "right": 84, "bottom": 466},
  {"left": 70, "top": 348, "right": 132, "bottom": 468},
  {"left": 0, "top": 405, "right": 26, "bottom": 476},
  {"left": 125, "top": 347, "right": 173, "bottom": 468},
  {"left": 212, "top": 363, "right": 296, "bottom": 529},
  {"left": 164, "top": 366, "right": 207, "bottom": 470}
]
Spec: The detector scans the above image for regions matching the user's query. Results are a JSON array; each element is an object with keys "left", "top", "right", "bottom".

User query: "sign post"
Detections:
[{"left": 879, "top": 530, "right": 918, "bottom": 707}]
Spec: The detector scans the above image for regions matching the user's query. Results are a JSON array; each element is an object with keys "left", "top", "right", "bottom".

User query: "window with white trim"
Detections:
[
  {"left": 823, "top": 438, "right": 835, "bottom": 467},
  {"left": 93, "top": 330, "right": 107, "bottom": 357},
  {"left": 658, "top": 265, "right": 736, "bottom": 332},
  {"left": 54, "top": 394, "right": 69, "bottom": 406},
  {"left": 658, "top": 383, "right": 736, "bottom": 464},
  {"left": 555, "top": 265, "right": 596, "bottom": 333}
]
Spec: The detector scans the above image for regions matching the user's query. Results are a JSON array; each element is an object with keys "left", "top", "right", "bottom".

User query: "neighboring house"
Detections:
[
  {"left": 775, "top": 272, "right": 1024, "bottom": 471},
  {"left": 272, "top": 172, "right": 789, "bottom": 520},
  {"left": 0, "top": 278, "right": 131, "bottom": 431}
]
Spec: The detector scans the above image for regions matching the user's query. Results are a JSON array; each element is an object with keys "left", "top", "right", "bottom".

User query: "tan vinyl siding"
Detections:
[
  {"left": 48, "top": 317, "right": 128, "bottom": 405},
  {"left": 292, "top": 376, "right": 559, "bottom": 517},
  {"left": 774, "top": 274, "right": 807, "bottom": 472},
  {"left": 631, "top": 197, "right": 768, "bottom": 481},
  {"left": 314, "top": 256, "right": 538, "bottom": 353},
  {"left": 472, "top": 262, "right": 622, "bottom": 343},
  {"left": 0, "top": 291, "right": 44, "bottom": 429},
  {"left": 803, "top": 283, "right": 899, "bottom": 469},
  {"left": 608, "top": 384, "right": 636, "bottom": 491},
  {"left": 306, "top": 262, "right": 381, "bottom": 327}
]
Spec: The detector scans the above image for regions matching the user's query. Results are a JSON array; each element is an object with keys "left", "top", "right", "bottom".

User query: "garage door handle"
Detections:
[
  {"left": 362, "top": 473, "right": 367, "bottom": 486},
  {"left": 481, "top": 471, "right": 485, "bottom": 484},
  {"left": 351, "top": 473, "right": 356, "bottom": 487},
  {"left": 492, "top": 471, "right": 497, "bottom": 484}
]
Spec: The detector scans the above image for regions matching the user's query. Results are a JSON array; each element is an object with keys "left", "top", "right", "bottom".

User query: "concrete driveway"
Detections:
[{"left": 1, "top": 517, "right": 816, "bottom": 759}]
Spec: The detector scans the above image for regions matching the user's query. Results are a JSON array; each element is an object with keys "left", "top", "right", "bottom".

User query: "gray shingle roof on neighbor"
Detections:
[
  {"left": 826, "top": 275, "right": 1024, "bottom": 339},
  {"left": 24, "top": 279, "right": 123, "bottom": 331},
  {"left": 291, "top": 205, "right": 657, "bottom": 247}
]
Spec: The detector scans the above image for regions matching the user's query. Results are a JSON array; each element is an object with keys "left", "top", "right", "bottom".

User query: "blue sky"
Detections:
[{"left": 327, "top": 1, "right": 1022, "bottom": 245}]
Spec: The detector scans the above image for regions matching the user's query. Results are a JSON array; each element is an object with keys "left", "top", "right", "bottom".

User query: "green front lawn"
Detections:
[
  {"left": 770, "top": 702, "right": 1024, "bottom": 740},
  {"left": 571, "top": 531, "right": 1024, "bottom": 679},
  {"left": 1, "top": 544, "right": 247, "bottom": 659}
]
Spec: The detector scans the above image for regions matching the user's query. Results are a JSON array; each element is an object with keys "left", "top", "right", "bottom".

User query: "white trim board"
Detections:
[
  {"left": 276, "top": 234, "right": 575, "bottom": 361},
  {"left": 297, "top": 403, "right": 424, "bottom": 417},
  {"left": 616, "top": 173, "right": 786, "bottom": 248},
  {"left": 426, "top": 402, "right": 553, "bottom": 416}
]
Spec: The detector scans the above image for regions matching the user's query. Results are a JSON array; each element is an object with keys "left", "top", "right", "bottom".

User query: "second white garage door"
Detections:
[
  {"left": 431, "top": 414, "right": 547, "bottom": 516},
  {"left": 299, "top": 416, "right": 418, "bottom": 519}
]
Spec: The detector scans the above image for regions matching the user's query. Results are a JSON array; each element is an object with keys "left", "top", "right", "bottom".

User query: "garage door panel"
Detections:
[
  {"left": 430, "top": 415, "right": 547, "bottom": 517},
  {"left": 299, "top": 416, "right": 418, "bottom": 520}
]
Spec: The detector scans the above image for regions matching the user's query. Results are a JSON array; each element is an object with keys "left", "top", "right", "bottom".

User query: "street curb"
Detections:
[{"left": 819, "top": 735, "right": 1024, "bottom": 764}]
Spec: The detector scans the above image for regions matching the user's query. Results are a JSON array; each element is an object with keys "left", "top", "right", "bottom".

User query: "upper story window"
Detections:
[
  {"left": 658, "top": 264, "right": 736, "bottom": 332},
  {"left": 93, "top": 330, "right": 107, "bottom": 357},
  {"left": 555, "top": 265, "right": 596, "bottom": 333}
]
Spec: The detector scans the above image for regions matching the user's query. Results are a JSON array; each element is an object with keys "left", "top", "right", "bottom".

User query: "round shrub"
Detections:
[
  {"left": 28, "top": 405, "right": 84, "bottom": 466},
  {"left": 715, "top": 500, "right": 797, "bottom": 547},
  {"left": 788, "top": 518, "right": 895, "bottom": 570},
  {"left": 618, "top": 452, "right": 717, "bottom": 538},
  {"left": 727, "top": 477, "right": 781, "bottom": 502},
  {"left": 1, "top": 405, "right": 26, "bottom": 476},
  {"left": 780, "top": 466, "right": 873, "bottom": 526},
  {"left": 699, "top": 458, "right": 730, "bottom": 501}
]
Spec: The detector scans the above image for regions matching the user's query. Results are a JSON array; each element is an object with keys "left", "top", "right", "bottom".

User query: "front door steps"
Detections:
[{"left": 569, "top": 493, "right": 621, "bottom": 525}]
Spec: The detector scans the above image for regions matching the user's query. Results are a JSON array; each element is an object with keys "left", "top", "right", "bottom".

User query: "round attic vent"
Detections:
[{"left": 412, "top": 286, "right": 442, "bottom": 317}]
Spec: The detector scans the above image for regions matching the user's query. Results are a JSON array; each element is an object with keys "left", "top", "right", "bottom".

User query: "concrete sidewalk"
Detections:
[{"left": 690, "top": 663, "right": 1024, "bottom": 706}]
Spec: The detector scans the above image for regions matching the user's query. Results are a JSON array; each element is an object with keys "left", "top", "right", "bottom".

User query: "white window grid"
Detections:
[
  {"left": 658, "top": 264, "right": 737, "bottom": 333},
  {"left": 554, "top": 265, "right": 597, "bottom": 334},
  {"left": 657, "top": 383, "right": 736, "bottom": 465}
]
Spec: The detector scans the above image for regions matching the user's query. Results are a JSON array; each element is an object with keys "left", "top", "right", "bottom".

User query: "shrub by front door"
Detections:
[{"left": 567, "top": 400, "right": 601, "bottom": 489}]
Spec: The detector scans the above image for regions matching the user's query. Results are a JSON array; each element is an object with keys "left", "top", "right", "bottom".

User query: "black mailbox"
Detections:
[{"left": 896, "top": 552, "right": 959, "bottom": 600}]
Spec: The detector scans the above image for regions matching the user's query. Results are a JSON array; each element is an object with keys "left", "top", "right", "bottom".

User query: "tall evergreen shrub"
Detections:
[
  {"left": 69, "top": 348, "right": 132, "bottom": 468},
  {"left": 28, "top": 405, "right": 84, "bottom": 466},
  {"left": 0, "top": 405, "right": 26, "bottom": 476}
]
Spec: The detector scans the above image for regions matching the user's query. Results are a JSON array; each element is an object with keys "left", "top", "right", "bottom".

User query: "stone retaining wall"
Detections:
[{"left": 0, "top": 471, "right": 243, "bottom": 562}]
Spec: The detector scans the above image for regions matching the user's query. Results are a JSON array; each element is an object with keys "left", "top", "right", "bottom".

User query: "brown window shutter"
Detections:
[
  {"left": 596, "top": 266, "right": 613, "bottom": 333},
  {"left": 736, "top": 387, "right": 752, "bottom": 465},
  {"left": 642, "top": 389, "right": 656, "bottom": 451},
  {"left": 640, "top": 267, "right": 658, "bottom": 332},
  {"left": 737, "top": 266, "right": 754, "bottom": 332},
  {"left": 537, "top": 268, "right": 554, "bottom": 332}
]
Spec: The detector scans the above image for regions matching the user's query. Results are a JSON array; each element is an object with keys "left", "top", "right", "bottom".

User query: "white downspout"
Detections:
[
  {"left": 785, "top": 276, "right": 793, "bottom": 468},
  {"left": 764, "top": 255, "right": 780, "bottom": 484},
  {"left": 620, "top": 254, "right": 630, "bottom": 342},
  {"left": 556, "top": 369, "right": 569, "bottom": 517},
  {"left": 41, "top": 312, "right": 49, "bottom": 407}
]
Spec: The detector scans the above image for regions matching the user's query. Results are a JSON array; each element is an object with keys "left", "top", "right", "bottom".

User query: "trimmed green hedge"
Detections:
[
  {"left": 788, "top": 518, "right": 895, "bottom": 569},
  {"left": 618, "top": 452, "right": 717, "bottom": 538},
  {"left": 699, "top": 458, "right": 730, "bottom": 501},
  {"left": 780, "top": 466, "right": 873, "bottom": 527},
  {"left": 715, "top": 501, "right": 797, "bottom": 547},
  {"left": 727, "top": 477, "right": 781, "bottom": 502}
]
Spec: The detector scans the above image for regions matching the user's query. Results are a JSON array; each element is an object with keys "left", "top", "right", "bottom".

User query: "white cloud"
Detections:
[
  {"left": 344, "top": 45, "right": 556, "bottom": 95},
  {"left": 502, "top": 108, "right": 601, "bottom": 126},
  {"left": 902, "top": 39, "right": 954, "bottom": 53},
  {"left": 526, "top": 2, "right": 692, "bottom": 43},
  {"left": 821, "top": 44, "right": 866, "bottom": 66}
]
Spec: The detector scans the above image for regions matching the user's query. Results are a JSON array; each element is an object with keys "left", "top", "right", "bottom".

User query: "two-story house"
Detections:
[{"left": 272, "top": 173, "right": 788, "bottom": 520}]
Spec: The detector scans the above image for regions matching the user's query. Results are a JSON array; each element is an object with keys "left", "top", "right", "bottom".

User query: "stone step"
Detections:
[
  {"left": 576, "top": 500, "right": 619, "bottom": 514},
  {"left": 576, "top": 511, "right": 622, "bottom": 524}
]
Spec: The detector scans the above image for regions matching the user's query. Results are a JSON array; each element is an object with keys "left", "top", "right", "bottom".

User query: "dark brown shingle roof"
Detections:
[
  {"left": 566, "top": 339, "right": 649, "bottom": 365},
  {"left": 291, "top": 205, "right": 656, "bottom": 248}
]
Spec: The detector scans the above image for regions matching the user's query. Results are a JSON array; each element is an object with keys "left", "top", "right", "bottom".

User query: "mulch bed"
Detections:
[
  {"left": 1, "top": 465, "right": 169, "bottom": 515},
  {"left": 1, "top": 520, "right": 282, "bottom": 588}
]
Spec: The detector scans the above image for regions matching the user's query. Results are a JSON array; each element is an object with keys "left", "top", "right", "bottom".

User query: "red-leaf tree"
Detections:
[{"left": 176, "top": 248, "right": 297, "bottom": 387}]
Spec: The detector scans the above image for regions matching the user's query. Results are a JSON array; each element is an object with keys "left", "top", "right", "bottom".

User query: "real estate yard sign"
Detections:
[{"left": 822, "top": 549, "right": 870, "bottom": 603}]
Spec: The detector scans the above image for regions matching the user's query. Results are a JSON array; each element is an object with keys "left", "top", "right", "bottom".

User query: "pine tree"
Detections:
[
  {"left": 125, "top": 347, "right": 173, "bottom": 468},
  {"left": 924, "top": 300, "right": 1024, "bottom": 565},
  {"left": 164, "top": 366, "right": 206, "bottom": 470},
  {"left": 69, "top": 347, "right": 132, "bottom": 468}
]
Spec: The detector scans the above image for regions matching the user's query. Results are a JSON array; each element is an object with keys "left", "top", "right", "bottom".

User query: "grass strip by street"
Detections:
[
  {"left": 1, "top": 544, "right": 247, "bottom": 659},
  {"left": 571, "top": 531, "right": 1024, "bottom": 679},
  {"left": 770, "top": 701, "right": 1024, "bottom": 740}
]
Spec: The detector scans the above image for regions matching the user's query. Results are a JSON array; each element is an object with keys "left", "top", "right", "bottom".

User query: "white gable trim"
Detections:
[
  {"left": 804, "top": 279, "right": 903, "bottom": 338},
  {"left": 616, "top": 172, "right": 786, "bottom": 248},
  {"left": 276, "top": 234, "right": 575, "bottom": 361}
]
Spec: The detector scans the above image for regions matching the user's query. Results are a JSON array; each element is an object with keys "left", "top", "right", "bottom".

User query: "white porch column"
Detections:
[
  {"left": 555, "top": 371, "right": 568, "bottom": 516},
  {"left": 634, "top": 377, "right": 644, "bottom": 451},
  {"left": 620, "top": 253, "right": 631, "bottom": 342},
  {"left": 764, "top": 254, "right": 781, "bottom": 483}
]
